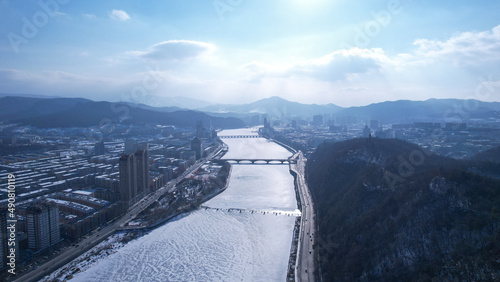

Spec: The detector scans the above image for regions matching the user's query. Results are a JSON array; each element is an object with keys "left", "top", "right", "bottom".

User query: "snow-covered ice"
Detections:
[
  {"left": 72, "top": 209, "right": 295, "bottom": 282},
  {"left": 206, "top": 165, "right": 298, "bottom": 213}
]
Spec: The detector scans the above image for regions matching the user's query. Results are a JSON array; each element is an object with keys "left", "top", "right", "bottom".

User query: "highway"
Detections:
[
  {"left": 14, "top": 145, "right": 224, "bottom": 282},
  {"left": 292, "top": 151, "right": 316, "bottom": 282}
]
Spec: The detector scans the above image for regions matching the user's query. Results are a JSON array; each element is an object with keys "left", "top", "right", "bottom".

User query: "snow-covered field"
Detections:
[
  {"left": 42, "top": 232, "right": 142, "bottom": 281},
  {"left": 57, "top": 129, "right": 298, "bottom": 281}
]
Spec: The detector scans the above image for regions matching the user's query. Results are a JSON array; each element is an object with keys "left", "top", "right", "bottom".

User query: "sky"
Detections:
[{"left": 1, "top": 0, "right": 500, "bottom": 107}]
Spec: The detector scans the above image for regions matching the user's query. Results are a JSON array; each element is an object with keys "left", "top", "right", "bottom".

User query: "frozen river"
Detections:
[{"left": 72, "top": 128, "right": 298, "bottom": 281}]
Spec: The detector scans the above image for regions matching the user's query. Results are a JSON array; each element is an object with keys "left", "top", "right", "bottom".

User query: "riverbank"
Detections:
[
  {"left": 120, "top": 161, "right": 232, "bottom": 231},
  {"left": 43, "top": 162, "right": 233, "bottom": 281},
  {"left": 287, "top": 162, "right": 303, "bottom": 281}
]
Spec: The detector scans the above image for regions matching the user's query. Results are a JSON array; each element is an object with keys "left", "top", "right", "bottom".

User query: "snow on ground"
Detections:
[{"left": 41, "top": 232, "right": 143, "bottom": 281}]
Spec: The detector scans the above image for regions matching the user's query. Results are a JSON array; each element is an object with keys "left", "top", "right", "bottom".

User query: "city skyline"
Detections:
[{"left": 1, "top": 0, "right": 500, "bottom": 107}]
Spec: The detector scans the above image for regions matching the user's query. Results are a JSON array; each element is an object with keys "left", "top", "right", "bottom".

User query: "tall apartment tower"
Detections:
[
  {"left": 135, "top": 148, "right": 150, "bottom": 195},
  {"left": 94, "top": 141, "right": 105, "bottom": 155},
  {"left": 119, "top": 143, "right": 149, "bottom": 204},
  {"left": 119, "top": 154, "right": 137, "bottom": 203},
  {"left": 191, "top": 137, "right": 202, "bottom": 160},
  {"left": 196, "top": 121, "right": 204, "bottom": 138},
  {"left": 26, "top": 203, "right": 60, "bottom": 251}
]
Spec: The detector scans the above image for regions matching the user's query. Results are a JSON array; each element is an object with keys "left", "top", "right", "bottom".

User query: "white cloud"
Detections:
[
  {"left": 291, "top": 48, "right": 386, "bottom": 81},
  {"left": 343, "top": 86, "right": 369, "bottom": 92},
  {"left": 413, "top": 24, "right": 500, "bottom": 66},
  {"left": 241, "top": 48, "right": 387, "bottom": 82},
  {"left": 128, "top": 40, "right": 216, "bottom": 62},
  {"left": 84, "top": 14, "right": 96, "bottom": 19},
  {"left": 109, "top": 9, "right": 130, "bottom": 21}
]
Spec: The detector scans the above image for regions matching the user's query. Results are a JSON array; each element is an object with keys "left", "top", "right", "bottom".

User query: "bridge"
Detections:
[
  {"left": 219, "top": 135, "right": 260, "bottom": 139},
  {"left": 213, "top": 158, "right": 297, "bottom": 164}
]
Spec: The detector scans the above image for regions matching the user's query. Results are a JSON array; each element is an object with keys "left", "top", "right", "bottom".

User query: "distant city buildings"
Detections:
[
  {"left": 0, "top": 118, "right": 224, "bottom": 272},
  {"left": 313, "top": 115, "right": 323, "bottom": 126},
  {"left": 94, "top": 141, "right": 105, "bottom": 156},
  {"left": 196, "top": 121, "right": 204, "bottom": 138},
  {"left": 260, "top": 117, "right": 274, "bottom": 137},
  {"left": 191, "top": 137, "right": 202, "bottom": 160},
  {"left": 363, "top": 125, "right": 371, "bottom": 138}
]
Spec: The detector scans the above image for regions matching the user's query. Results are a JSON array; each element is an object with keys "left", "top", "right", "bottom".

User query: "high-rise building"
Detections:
[
  {"left": 94, "top": 141, "right": 105, "bottom": 155},
  {"left": 119, "top": 154, "right": 137, "bottom": 203},
  {"left": 196, "top": 121, "right": 204, "bottom": 138},
  {"left": 313, "top": 115, "right": 324, "bottom": 126},
  {"left": 263, "top": 117, "right": 270, "bottom": 128},
  {"left": 119, "top": 144, "right": 150, "bottom": 204},
  {"left": 191, "top": 137, "right": 202, "bottom": 160},
  {"left": 135, "top": 149, "right": 150, "bottom": 195},
  {"left": 26, "top": 202, "right": 60, "bottom": 251},
  {"left": 363, "top": 125, "right": 371, "bottom": 138},
  {"left": 370, "top": 120, "right": 380, "bottom": 130}
]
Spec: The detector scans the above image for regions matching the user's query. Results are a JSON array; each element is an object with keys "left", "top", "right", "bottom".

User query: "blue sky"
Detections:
[{"left": 1, "top": 0, "right": 500, "bottom": 107}]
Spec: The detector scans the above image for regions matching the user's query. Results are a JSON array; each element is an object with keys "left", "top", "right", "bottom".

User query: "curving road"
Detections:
[{"left": 292, "top": 151, "right": 316, "bottom": 282}]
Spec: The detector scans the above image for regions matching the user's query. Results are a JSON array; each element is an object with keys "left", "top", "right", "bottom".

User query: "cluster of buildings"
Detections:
[
  {"left": 273, "top": 118, "right": 500, "bottom": 159},
  {"left": 0, "top": 121, "right": 221, "bottom": 273}
]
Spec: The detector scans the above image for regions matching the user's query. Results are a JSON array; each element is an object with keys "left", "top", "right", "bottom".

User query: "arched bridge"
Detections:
[
  {"left": 219, "top": 135, "right": 260, "bottom": 139},
  {"left": 213, "top": 158, "right": 297, "bottom": 164}
]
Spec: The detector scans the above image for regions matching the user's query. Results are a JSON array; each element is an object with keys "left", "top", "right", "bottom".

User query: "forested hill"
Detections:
[
  {"left": 0, "top": 96, "right": 244, "bottom": 129},
  {"left": 306, "top": 138, "right": 500, "bottom": 281}
]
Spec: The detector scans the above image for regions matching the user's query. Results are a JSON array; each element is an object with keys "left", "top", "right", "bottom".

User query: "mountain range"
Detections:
[
  {"left": 200, "top": 97, "right": 500, "bottom": 124},
  {"left": 0, "top": 96, "right": 244, "bottom": 129},
  {"left": 198, "top": 96, "right": 343, "bottom": 117},
  {"left": 1, "top": 94, "right": 500, "bottom": 128}
]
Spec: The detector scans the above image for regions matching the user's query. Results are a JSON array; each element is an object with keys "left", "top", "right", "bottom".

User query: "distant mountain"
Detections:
[
  {"left": 3, "top": 95, "right": 500, "bottom": 127},
  {"left": 0, "top": 96, "right": 91, "bottom": 121},
  {"left": 0, "top": 97, "right": 244, "bottom": 129},
  {"left": 199, "top": 96, "right": 343, "bottom": 118},
  {"left": 306, "top": 138, "right": 500, "bottom": 281},
  {"left": 199, "top": 97, "right": 500, "bottom": 124},
  {"left": 158, "top": 96, "right": 213, "bottom": 109},
  {"left": 120, "top": 102, "right": 182, "bottom": 113},
  {"left": 0, "top": 93, "right": 63, "bottom": 99},
  {"left": 335, "top": 99, "right": 500, "bottom": 124}
]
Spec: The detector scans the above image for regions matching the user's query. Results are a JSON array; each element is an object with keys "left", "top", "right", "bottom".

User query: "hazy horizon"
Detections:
[{"left": 2, "top": 92, "right": 500, "bottom": 110}]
